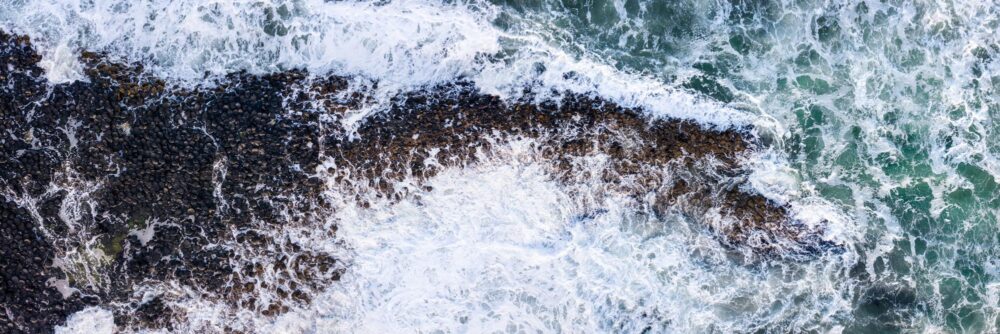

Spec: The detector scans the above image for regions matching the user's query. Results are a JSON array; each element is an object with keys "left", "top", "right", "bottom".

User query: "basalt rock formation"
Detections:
[{"left": 0, "top": 31, "right": 832, "bottom": 333}]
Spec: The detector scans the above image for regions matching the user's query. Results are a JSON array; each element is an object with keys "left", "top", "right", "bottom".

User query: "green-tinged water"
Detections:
[{"left": 490, "top": 0, "right": 1000, "bottom": 332}]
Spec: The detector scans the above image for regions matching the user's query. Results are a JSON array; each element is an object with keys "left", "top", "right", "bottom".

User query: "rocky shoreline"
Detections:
[{"left": 0, "top": 31, "right": 832, "bottom": 332}]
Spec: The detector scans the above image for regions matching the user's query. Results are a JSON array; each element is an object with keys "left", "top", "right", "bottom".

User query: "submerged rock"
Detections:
[{"left": 0, "top": 30, "right": 833, "bottom": 332}]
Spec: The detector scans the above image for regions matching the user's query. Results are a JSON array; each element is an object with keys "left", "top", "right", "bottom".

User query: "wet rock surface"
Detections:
[
  {"left": 329, "top": 83, "right": 831, "bottom": 256},
  {"left": 0, "top": 200, "right": 87, "bottom": 334},
  {"left": 1, "top": 31, "right": 341, "bottom": 332},
  {"left": 0, "top": 31, "right": 830, "bottom": 332}
]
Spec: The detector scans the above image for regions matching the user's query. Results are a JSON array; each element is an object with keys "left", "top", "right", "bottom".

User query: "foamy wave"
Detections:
[
  {"left": 55, "top": 307, "right": 115, "bottom": 334},
  {"left": 0, "top": 0, "right": 765, "bottom": 129}
]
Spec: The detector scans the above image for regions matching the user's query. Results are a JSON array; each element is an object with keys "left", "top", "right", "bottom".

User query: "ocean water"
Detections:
[{"left": 1, "top": 0, "right": 997, "bottom": 333}]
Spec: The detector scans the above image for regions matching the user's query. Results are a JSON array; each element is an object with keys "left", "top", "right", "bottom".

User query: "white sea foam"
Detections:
[
  {"left": 55, "top": 307, "right": 115, "bottom": 334},
  {"left": 0, "top": 0, "right": 763, "bottom": 129},
  {"left": 741, "top": 149, "right": 802, "bottom": 205},
  {"left": 36, "top": 41, "right": 86, "bottom": 83}
]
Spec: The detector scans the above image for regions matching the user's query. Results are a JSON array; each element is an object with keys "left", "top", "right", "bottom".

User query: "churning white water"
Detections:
[
  {"left": 0, "top": 0, "right": 765, "bottom": 129},
  {"left": 54, "top": 307, "right": 115, "bottom": 334}
]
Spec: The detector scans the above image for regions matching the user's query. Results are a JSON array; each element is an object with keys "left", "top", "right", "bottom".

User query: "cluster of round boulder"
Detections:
[{"left": 1, "top": 30, "right": 833, "bottom": 333}]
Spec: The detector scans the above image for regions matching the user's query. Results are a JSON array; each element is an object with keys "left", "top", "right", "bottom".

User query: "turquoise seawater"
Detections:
[{"left": 488, "top": 0, "right": 999, "bottom": 332}]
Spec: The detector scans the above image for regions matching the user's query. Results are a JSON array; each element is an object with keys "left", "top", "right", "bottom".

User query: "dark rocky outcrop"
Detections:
[{"left": 0, "top": 30, "right": 831, "bottom": 332}]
